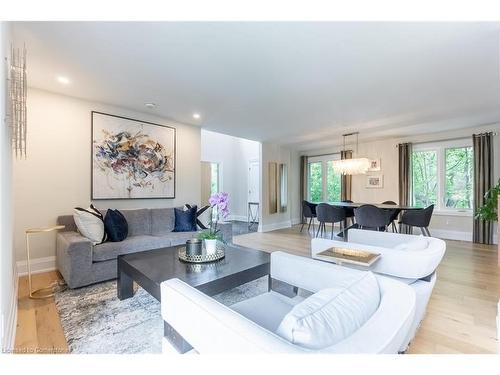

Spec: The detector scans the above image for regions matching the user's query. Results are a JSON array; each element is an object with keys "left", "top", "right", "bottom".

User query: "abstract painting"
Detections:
[{"left": 92, "top": 112, "right": 175, "bottom": 199}]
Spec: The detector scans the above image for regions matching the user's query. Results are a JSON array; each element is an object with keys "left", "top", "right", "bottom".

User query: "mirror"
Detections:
[
  {"left": 279, "top": 163, "right": 288, "bottom": 212},
  {"left": 268, "top": 162, "right": 278, "bottom": 214}
]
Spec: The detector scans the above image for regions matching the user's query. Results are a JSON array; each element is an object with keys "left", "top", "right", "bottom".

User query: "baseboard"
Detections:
[
  {"left": 2, "top": 266, "right": 18, "bottom": 352},
  {"left": 16, "top": 255, "right": 56, "bottom": 276},
  {"left": 259, "top": 220, "right": 292, "bottom": 232},
  {"left": 228, "top": 215, "right": 247, "bottom": 222},
  {"left": 291, "top": 217, "right": 302, "bottom": 225},
  {"left": 424, "top": 229, "right": 497, "bottom": 244}
]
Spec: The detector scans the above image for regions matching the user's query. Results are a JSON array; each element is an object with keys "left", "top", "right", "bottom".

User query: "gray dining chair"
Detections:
[
  {"left": 354, "top": 204, "right": 392, "bottom": 232},
  {"left": 315, "top": 203, "right": 346, "bottom": 239},
  {"left": 342, "top": 199, "right": 356, "bottom": 226},
  {"left": 300, "top": 201, "right": 317, "bottom": 234},
  {"left": 381, "top": 200, "right": 401, "bottom": 233},
  {"left": 400, "top": 204, "right": 434, "bottom": 236}
]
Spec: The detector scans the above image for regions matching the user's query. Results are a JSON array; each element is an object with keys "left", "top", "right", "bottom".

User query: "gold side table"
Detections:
[{"left": 25, "top": 225, "right": 66, "bottom": 299}]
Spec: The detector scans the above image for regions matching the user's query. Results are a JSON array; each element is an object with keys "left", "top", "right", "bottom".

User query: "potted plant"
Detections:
[
  {"left": 476, "top": 179, "right": 500, "bottom": 267},
  {"left": 475, "top": 179, "right": 500, "bottom": 222},
  {"left": 198, "top": 192, "right": 229, "bottom": 255}
]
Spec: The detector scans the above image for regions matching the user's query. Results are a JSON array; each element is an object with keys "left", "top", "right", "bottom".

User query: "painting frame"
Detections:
[
  {"left": 368, "top": 158, "right": 381, "bottom": 172},
  {"left": 91, "top": 111, "right": 176, "bottom": 200},
  {"left": 366, "top": 174, "right": 384, "bottom": 189}
]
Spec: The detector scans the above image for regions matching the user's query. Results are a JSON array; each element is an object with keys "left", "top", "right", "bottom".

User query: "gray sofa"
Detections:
[{"left": 56, "top": 207, "right": 233, "bottom": 289}]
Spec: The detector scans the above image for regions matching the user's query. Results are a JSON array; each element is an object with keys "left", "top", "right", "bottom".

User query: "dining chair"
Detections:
[
  {"left": 354, "top": 204, "right": 392, "bottom": 232},
  {"left": 342, "top": 200, "right": 356, "bottom": 226},
  {"left": 315, "top": 203, "right": 346, "bottom": 239},
  {"left": 300, "top": 200, "right": 317, "bottom": 234},
  {"left": 381, "top": 200, "right": 401, "bottom": 233},
  {"left": 400, "top": 205, "right": 434, "bottom": 236}
]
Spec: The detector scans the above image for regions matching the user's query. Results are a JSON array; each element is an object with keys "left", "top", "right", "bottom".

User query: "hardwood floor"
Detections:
[
  {"left": 14, "top": 225, "right": 500, "bottom": 354},
  {"left": 14, "top": 271, "right": 68, "bottom": 354}
]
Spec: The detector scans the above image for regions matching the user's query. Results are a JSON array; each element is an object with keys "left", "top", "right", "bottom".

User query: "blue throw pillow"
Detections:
[
  {"left": 173, "top": 206, "right": 197, "bottom": 232},
  {"left": 104, "top": 209, "right": 128, "bottom": 242}
]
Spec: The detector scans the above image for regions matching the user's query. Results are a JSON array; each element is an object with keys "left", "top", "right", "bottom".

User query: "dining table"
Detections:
[
  {"left": 326, "top": 201, "right": 423, "bottom": 211},
  {"left": 317, "top": 201, "right": 423, "bottom": 239}
]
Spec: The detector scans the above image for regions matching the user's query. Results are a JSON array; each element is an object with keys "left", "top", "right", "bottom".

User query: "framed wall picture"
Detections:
[
  {"left": 368, "top": 158, "right": 381, "bottom": 171},
  {"left": 91, "top": 111, "right": 176, "bottom": 199},
  {"left": 366, "top": 175, "right": 384, "bottom": 188}
]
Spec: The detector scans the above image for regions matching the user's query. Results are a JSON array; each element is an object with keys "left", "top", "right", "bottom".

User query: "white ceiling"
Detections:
[{"left": 12, "top": 22, "right": 500, "bottom": 149}]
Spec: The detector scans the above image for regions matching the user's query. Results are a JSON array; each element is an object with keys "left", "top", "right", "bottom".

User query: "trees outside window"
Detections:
[
  {"left": 308, "top": 161, "right": 322, "bottom": 202},
  {"left": 307, "top": 155, "right": 341, "bottom": 202},
  {"left": 326, "top": 161, "right": 341, "bottom": 202},
  {"left": 444, "top": 147, "right": 473, "bottom": 209},
  {"left": 411, "top": 140, "right": 473, "bottom": 212},
  {"left": 412, "top": 150, "right": 437, "bottom": 207}
]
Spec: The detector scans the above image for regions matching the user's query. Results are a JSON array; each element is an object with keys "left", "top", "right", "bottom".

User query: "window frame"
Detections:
[
  {"left": 412, "top": 139, "right": 473, "bottom": 215},
  {"left": 307, "top": 153, "right": 341, "bottom": 202}
]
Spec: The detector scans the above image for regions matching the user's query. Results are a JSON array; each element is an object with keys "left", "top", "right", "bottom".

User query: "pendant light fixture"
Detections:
[{"left": 332, "top": 132, "right": 370, "bottom": 175}]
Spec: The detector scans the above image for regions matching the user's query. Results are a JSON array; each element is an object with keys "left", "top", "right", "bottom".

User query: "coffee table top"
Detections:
[{"left": 118, "top": 243, "right": 271, "bottom": 301}]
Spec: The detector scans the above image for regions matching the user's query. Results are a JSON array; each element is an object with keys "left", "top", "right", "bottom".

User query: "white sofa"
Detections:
[
  {"left": 161, "top": 251, "right": 416, "bottom": 354},
  {"left": 311, "top": 229, "right": 446, "bottom": 349}
]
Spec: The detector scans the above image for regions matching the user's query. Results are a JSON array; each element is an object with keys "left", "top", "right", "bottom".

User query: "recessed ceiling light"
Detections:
[
  {"left": 56, "top": 76, "right": 70, "bottom": 85},
  {"left": 193, "top": 113, "right": 201, "bottom": 119},
  {"left": 144, "top": 103, "right": 156, "bottom": 109}
]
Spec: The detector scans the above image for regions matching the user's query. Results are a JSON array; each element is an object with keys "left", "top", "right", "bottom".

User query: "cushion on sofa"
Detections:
[
  {"left": 120, "top": 209, "right": 152, "bottom": 236},
  {"left": 173, "top": 206, "right": 197, "bottom": 232},
  {"left": 104, "top": 209, "right": 128, "bottom": 242},
  {"left": 92, "top": 235, "right": 172, "bottom": 262},
  {"left": 151, "top": 208, "right": 176, "bottom": 236},
  {"left": 73, "top": 205, "right": 106, "bottom": 245},
  {"left": 276, "top": 271, "right": 380, "bottom": 349}
]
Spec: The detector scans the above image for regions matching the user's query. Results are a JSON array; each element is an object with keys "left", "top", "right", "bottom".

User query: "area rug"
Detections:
[{"left": 54, "top": 276, "right": 268, "bottom": 354}]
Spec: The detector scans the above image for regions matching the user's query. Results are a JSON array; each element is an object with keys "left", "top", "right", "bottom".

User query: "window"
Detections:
[
  {"left": 444, "top": 147, "right": 473, "bottom": 209},
  {"left": 326, "top": 160, "right": 341, "bottom": 202},
  {"left": 411, "top": 140, "right": 473, "bottom": 212},
  {"left": 307, "top": 154, "right": 342, "bottom": 202},
  {"left": 210, "top": 162, "right": 220, "bottom": 194},
  {"left": 412, "top": 150, "right": 438, "bottom": 207},
  {"left": 308, "top": 161, "right": 323, "bottom": 202}
]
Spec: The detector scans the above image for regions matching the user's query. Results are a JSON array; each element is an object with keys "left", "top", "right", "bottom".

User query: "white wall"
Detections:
[
  {"left": 13, "top": 88, "right": 202, "bottom": 266},
  {"left": 0, "top": 22, "right": 16, "bottom": 351},
  {"left": 295, "top": 124, "right": 500, "bottom": 242},
  {"left": 201, "top": 129, "right": 259, "bottom": 221},
  {"left": 260, "top": 142, "right": 293, "bottom": 231}
]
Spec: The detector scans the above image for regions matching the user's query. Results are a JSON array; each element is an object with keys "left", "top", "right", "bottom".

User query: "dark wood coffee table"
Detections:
[{"left": 117, "top": 243, "right": 271, "bottom": 302}]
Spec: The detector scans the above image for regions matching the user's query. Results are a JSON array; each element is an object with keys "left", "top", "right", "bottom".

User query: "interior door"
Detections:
[{"left": 248, "top": 160, "right": 260, "bottom": 203}]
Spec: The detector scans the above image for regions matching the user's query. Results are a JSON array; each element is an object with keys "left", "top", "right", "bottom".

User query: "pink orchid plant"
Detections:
[{"left": 198, "top": 192, "right": 230, "bottom": 241}]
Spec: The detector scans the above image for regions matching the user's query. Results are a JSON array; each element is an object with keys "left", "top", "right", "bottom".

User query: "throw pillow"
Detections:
[
  {"left": 73, "top": 204, "right": 107, "bottom": 245},
  {"left": 173, "top": 205, "right": 197, "bottom": 232},
  {"left": 276, "top": 271, "right": 380, "bottom": 349},
  {"left": 104, "top": 209, "right": 128, "bottom": 242}
]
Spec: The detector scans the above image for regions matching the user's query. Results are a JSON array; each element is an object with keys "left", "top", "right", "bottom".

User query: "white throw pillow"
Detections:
[
  {"left": 394, "top": 238, "right": 428, "bottom": 251},
  {"left": 276, "top": 272, "right": 380, "bottom": 349},
  {"left": 73, "top": 205, "right": 106, "bottom": 245}
]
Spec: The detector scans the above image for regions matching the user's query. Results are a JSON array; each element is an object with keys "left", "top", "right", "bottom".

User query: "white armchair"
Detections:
[
  {"left": 311, "top": 229, "right": 446, "bottom": 350},
  {"left": 161, "top": 251, "right": 416, "bottom": 354}
]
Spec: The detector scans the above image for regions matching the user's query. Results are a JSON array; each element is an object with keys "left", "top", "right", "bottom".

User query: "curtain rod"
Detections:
[{"left": 396, "top": 132, "right": 498, "bottom": 148}]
